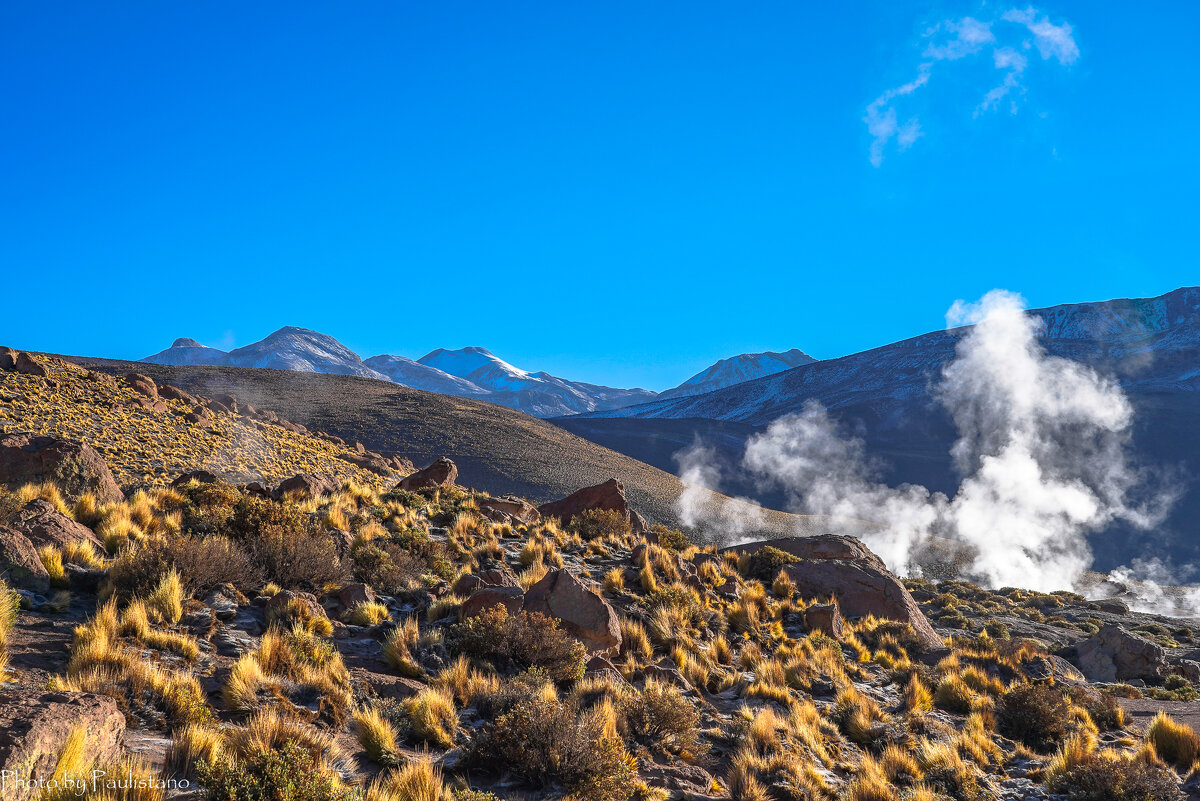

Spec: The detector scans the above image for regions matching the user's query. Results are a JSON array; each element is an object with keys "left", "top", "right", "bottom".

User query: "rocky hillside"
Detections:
[{"left": 3, "top": 408, "right": 1200, "bottom": 801}]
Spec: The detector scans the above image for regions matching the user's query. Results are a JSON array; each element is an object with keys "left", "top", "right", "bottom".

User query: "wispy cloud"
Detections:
[{"left": 865, "top": 6, "right": 1078, "bottom": 166}]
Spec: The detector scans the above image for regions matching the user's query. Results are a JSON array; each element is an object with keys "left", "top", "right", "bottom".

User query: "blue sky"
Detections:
[{"left": 1, "top": 1, "right": 1196, "bottom": 391}]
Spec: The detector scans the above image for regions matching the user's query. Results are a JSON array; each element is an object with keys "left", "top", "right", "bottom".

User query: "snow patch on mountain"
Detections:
[{"left": 660, "top": 348, "right": 816, "bottom": 400}]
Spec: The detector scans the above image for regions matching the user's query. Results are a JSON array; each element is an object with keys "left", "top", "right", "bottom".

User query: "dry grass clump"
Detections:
[
  {"left": 401, "top": 687, "right": 459, "bottom": 748},
  {"left": 53, "top": 598, "right": 210, "bottom": 725},
  {"left": 225, "top": 624, "right": 352, "bottom": 724},
  {"left": 344, "top": 600, "right": 391, "bottom": 626},
  {"left": 434, "top": 654, "right": 501, "bottom": 705},
  {"left": 382, "top": 616, "right": 425, "bottom": 677},
  {"left": 366, "top": 756, "right": 450, "bottom": 801},
  {"left": 353, "top": 705, "right": 401, "bottom": 765},
  {"left": 1145, "top": 711, "right": 1200, "bottom": 770},
  {"left": 0, "top": 579, "right": 19, "bottom": 678},
  {"left": 39, "top": 725, "right": 166, "bottom": 801}
]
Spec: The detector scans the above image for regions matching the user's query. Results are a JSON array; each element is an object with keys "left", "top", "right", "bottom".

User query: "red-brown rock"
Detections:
[
  {"left": 804, "top": 603, "right": 844, "bottom": 639},
  {"left": 396, "top": 457, "right": 458, "bottom": 492},
  {"left": 522, "top": 569, "right": 621, "bottom": 654},
  {"left": 0, "top": 525, "right": 50, "bottom": 591},
  {"left": 11, "top": 499, "right": 103, "bottom": 552},
  {"left": 0, "top": 690, "right": 126, "bottom": 801},
  {"left": 274, "top": 473, "right": 338, "bottom": 500},
  {"left": 537, "top": 478, "right": 647, "bottom": 533},
  {"left": 158, "top": 384, "right": 199, "bottom": 405},
  {"left": 0, "top": 347, "right": 16, "bottom": 371},
  {"left": 0, "top": 433, "right": 123, "bottom": 504},
  {"left": 477, "top": 496, "right": 541, "bottom": 526},
  {"left": 14, "top": 353, "right": 47, "bottom": 377},
  {"left": 769, "top": 537, "right": 941, "bottom": 651},
  {"left": 460, "top": 586, "right": 524, "bottom": 619},
  {"left": 125, "top": 372, "right": 158, "bottom": 398}
]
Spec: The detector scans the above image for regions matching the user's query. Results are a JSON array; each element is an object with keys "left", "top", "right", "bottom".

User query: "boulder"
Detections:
[
  {"left": 755, "top": 535, "right": 942, "bottom": 651},
  {"left": 460, "top": 586, "right": 524, "bottom": 619},
  {"left": 274, "top": 473, "right": 338, "bottom": 500},
  {"left": 396, "top": 457, "right": 458, "bottom": 492},
  {"left": 265, "top": 590, "right": 328, "bottom": 625},
  {"left": 0, "top": 433, "right": 123, "bottom": 504},
  {"left": 1092, "top": 598, "right": 1130, "bottom": 616},
  {"left": 337, "top": 583, "right": 376, "bottom": 609},
  {"left": 0, "top": 526, "right": 51, "bottom": 591},
  {"left": 0, "top": 690, "right": 126, "bottom": 801},
  {"left": 10, "top": 499, "right": 103, "bottom": 551},
  {"left": 804, "top": 603, "right": 844, "bottom": 639},
  {"left": 537, "top": 478, "right": 647, "bottom": 533},
  {"left": 0, "top": 347, "right": 16, "bottom": 371},
  {"left": 171, "top": 469, "right": 223, "bottom": 486},
  {"left": 452, "top": 568, "right": 519, "bottom": 597},
  {"left": 14, "top": 353, "right": 47, "bottom": 377},
  {"left": 125, "top": 372, "right": 158, "bottom": 398},
  {"left": 1073, "top": 625, "right": 1167, "bottom": 683},
  {"left": 522, "top": 569, "right": 621, "bottom": 654},
  {"left": 476, "top": 496, "right": 541, "bottom": 526},
  {"left": 158, "top": 384, "right": 199, "bottom": 405}
]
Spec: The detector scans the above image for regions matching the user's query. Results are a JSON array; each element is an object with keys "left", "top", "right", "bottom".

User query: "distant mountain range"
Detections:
[{"left": 143, "top": 330, "right": 805, "bottom": 417}]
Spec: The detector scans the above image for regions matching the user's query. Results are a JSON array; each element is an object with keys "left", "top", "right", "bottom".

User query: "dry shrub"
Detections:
[
  {"left": 619, "top": 678, "right": 700, "bottom": 753},
  {"left": 1047, "top": 747, "right": 1180, "bottom": 801},
  {"left": 448, "top": 605, "right": 586, "bottom": 683},
  {"left": 567, "top": 509, "right": 629, "bottom": 541},
  {"left": 997, "top": 683, "right": 1072, "bottom": 752},
  {"left": 105, "top": 534, "right": 260, "bottom": 599}
]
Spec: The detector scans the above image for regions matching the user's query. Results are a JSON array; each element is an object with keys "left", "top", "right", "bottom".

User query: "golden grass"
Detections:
[
  {"left": 38, "top": 545, "right": 67, "bottom": 587},
  {"left": 383, "top": 617, "right": 424, "bottom": 677},
  {"left": 434, "top": 654, "right": 500, "bottom": 705},
  {"left": 344, "top": 601, "right": 391, "bottom": 626},
  {"left": 146, "top": 568, "right": 184, "bottom": 624},
  {"left": 366, "top": 756, "right": 450, "bottom": 801},
  {"left": 353, "top": 705, "right": 401, "bottom": 765},
  {"left": 402, "top": 687, "right": 458, "bottom": 748},
  {"left": 1146, "top": 711, "right": 1200, "bottom": 770}
]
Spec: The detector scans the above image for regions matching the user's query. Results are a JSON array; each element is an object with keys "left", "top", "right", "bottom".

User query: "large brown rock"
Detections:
[
  {"left": 158, "top": 384, "right": 199, "bottom": 405},
  {"left": 274, "top": 473, "right": 338, "bottom": 500},
  {"left": 125, "top": 372, "right": 158, "bottom": 398},
  {"left": 741, "top": 535, "right": 943, "bottom": 651},
  {"left": 477, "top": 495, "right": 541, "bottom": 526},
  {"left": 460, "top": 586, "right": 525, "bottom": 619},
  {"left": 11, "top": 499, "right": 103, "bottom": 551},
  {"left": 1073, "top": 625, "right": 1167, "bottom": 683},
  {"left": 14, "top": 353, "right": 48, "bottom": 377},
  {"left": 0, "top": 347, "right": 16, "bottom": 371},
  {"left": 537, "top": 478, "right": 647, "bottom": 533},
  {"left": 0, "top": 433, "right": 123, "bottom": 504},
  {"left": 396, "top": 457, "right": 458, "bottom": 492},
  {"left": 0, "top": 525, "right": 50, "bottom": 591},
  {"left": 522, "top": 569, "right": 621, "bottom": 654},
  {"left": 0, "top": 690, "right": 126, "bottom": 801}
]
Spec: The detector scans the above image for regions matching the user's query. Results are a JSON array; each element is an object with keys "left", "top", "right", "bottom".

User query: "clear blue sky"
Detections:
[{"left": 1, "top": 2, "right": 1196, "bottom": 391}]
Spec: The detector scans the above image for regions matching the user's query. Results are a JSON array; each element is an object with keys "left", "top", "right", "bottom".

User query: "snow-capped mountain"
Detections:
[
  {"left": 142, "top": 338, "right": 231, "bottom": 366},
  {"left": 416, "top": 346, "right": 658, "bottom": 417},
  {"left": 659, "top": 348, "right": 816, "bottom": 400},
  {"left": 141, "top": 335, "right": 658, "bottom": 416},
  {"left": 362, "top": 354, "right": 486, "bottom": 396}
]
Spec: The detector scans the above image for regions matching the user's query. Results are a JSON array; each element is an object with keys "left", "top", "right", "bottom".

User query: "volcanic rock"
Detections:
[
  {"left": 11, "top": 499, "right": 103, "bottom": 551},
  {"left": 275, "top": 473, "right": 337, "bottom": 500},
  {"left": 0, "top": 347, "right": 16, "bottom": 371},
  {"left": 0, "top": 433, "right": 123, "bottom": 504},
  {"left": 1073, "top": 625, "right": 1167, "bottom": 683},
  {"left": 0, "top": 690, "right": 125, "bottom": 801},
  {"left": 476, "top": 495, "right": 541, "bottom": 526},
  {"left": 522, "top": 569, "right": 621, "bottom": 654},
  {"left": 804, "top": 603, "right": 844, "bottom": 638},
  {"left": 125, "top": 372, "right": 158, "bottom": 398},
  {"left": 0, "top": 526, "right": 50, "bottom": 591},
  {"left": 537, "top": 477, "right": 647, "bottom": 533},
  {"left": 460, "top": 586, "right": 524, "bottom": 619},
  {"left": 14, "top": 352, "right": 47, "bottom": 377},
  {"left": 396, "top": 457, "right": 458, "bottom": 492}
]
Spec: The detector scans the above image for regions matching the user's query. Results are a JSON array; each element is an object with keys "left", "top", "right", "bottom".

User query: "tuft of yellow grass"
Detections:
[
  {"left": 344, "top": 601, "right": 391, "bottom": 626},
  {"left": 366, "top": 756, "right": 449, "bottom": 801},
  {"left": 146, "top": 568, "right": 184, "bottom": 624},
  {"left": 1146, "top": 711, "right": 1200, "bottom": 770},
  {"left": 402, "top": 687, "right": 458, "bottom": 748},
  {"left": 353, "top": 705, "right": 401, "bottom": 765}
]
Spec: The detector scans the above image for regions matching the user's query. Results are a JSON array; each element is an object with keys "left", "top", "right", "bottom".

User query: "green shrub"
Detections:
[
  {"left": 997, "top": 683, "right": 1071, "bottom": 752},
  {"left": 179, "top": 481, "right": 243, "bottom": 536},
  {"left": 652, "top": 526, "right": 690, "bottom": 552},
  {"left": 449, "top": 606, "right": 586, "bottom": 683}
]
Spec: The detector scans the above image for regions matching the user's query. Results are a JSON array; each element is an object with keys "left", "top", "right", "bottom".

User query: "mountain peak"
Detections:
[
  {"left": 170, "top": 337, "right": 207, "bottom": 349},
  {"left": 659, "top": 347, "right": 817, "bottom": 400}
]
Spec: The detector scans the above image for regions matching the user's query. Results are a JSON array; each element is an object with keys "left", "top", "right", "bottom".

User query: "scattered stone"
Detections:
[
  {"left": 265, "top": 590, "right": 328, "bottom": 624},
  {"left": 537, "top": 477, "right": 647, "bottom": 533},
  {"left": 338, "top": 583, "right": 376, "bottom": 609},
  {"left": 158, "top": 384, "right": 199, "bottom": 405},
  {"left": 0, "top": 690, "right": 125, "bottom": 801},
  {"left": 522, "top": 569, "right": 621, "bottom": 654},
  {"left": 203, "top": 587, "right": 242, "bottom": 621},
  {"left": 172, "top": 469, "right": 223, "bottom": 486},
  {"left": 0, "top": 433, "right": 123, "bottom": 503},
  {"left": 1092, "top": 598, "right": 1130, "bottom": 616},
  {"left": 396, "top": 457, "right": 458, "bottom": 492}
]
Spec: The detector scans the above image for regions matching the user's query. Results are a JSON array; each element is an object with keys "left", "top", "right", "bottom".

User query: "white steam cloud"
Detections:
[{"left": 677, "top": 290, "right": 1178, "bottom": 601}]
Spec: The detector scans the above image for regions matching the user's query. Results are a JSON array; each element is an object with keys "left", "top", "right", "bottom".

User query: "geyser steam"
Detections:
[{"left": 678, "top": 290, "right": 1172, "bottom": 595}]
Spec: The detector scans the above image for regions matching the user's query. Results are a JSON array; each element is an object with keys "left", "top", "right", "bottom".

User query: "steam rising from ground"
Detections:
[{"left": 678, "top": 290, "right": 1178, "bottom": 600}]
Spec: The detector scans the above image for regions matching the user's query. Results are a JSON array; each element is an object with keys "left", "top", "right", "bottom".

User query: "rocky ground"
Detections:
[{"left": 2, "top": 350, "right": 1200, "bottom": 801}]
